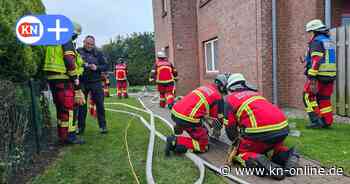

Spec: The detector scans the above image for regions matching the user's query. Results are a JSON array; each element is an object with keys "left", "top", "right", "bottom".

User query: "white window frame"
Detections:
[{"left": 204, "top": 38, "right": 219, "bottom": 73}]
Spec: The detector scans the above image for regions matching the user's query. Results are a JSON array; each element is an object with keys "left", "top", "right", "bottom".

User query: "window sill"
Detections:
[
  {"left": 199, "top": 0, "right": 212, "bottom": 8},
  {"left": 162, "top": 11, "right": 167, "bottom": 18}
]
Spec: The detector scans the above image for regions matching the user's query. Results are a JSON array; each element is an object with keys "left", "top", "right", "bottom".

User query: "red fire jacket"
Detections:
[
  {"left": 115, "top": 63, "right": 127, "bottom": 80},
  {"left": 224, "top": 90, "right": 288, "bottom": 134},
  {"left": 150, "top": 58, "right": 177, "bottom": 83},
  {"left": 171, "top": 84, "right": 223, "bottom": 123}
]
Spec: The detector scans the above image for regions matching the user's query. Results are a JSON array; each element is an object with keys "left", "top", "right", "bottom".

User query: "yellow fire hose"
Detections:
[{"left": 124, "top": 118, "right": 141, "bottom": 184}]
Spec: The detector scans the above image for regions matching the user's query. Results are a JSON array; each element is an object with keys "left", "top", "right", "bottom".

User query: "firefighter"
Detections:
[
  {"left": 303, "top": 19, "right": 336, "bottom": 128},
  {"left": 115, "top": 58, "right": 128, "bottom": 98},
  {"left": 223, "top": 73, "right": 299, "bottom": 180},
  {"left": 102, "top": 72, "right": 111, "bottom": 97},
  {"left": 149, "top": 51, "right": 177, "bottom": 109},
  {"left": 165, "top": 74, "right": 228, "bottom": 156},
  {"left": 42, "top": 22, "right": 85, "bottom": 144}
]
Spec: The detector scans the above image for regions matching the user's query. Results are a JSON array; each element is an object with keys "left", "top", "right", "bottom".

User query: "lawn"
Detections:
[
  {"left": 285, "top": 119, "right": 350, "bottom": 174},
  {"left": 30, "top": 97, "right": 226, "bottom": 184}
]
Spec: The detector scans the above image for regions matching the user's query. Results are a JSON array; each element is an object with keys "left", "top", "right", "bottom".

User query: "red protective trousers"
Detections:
[
  {"left": 303, "top": 80, "right": 334, "bottom": 126},
  {"left": 116, "top": 80, "right": 128, "bottom": 97},
  {"left": 49, "top": 81, "right": 76, "bottom": 142},
  {"left": 236, "top": 137, "right": 289, "bottom": 165},
  {"left": 157, "top": 83, "right": 175, "bottom": 108},
  {"left": 176, "top": 126, "right": 209, "bottom": 153}
]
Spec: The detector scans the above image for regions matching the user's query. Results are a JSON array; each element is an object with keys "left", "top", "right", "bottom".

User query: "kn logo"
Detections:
[{"left": 16, "top": 15, "right": 74, "bottom": 45}]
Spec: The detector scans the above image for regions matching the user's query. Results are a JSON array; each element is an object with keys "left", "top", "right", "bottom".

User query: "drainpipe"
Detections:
[
  {"left": 325, "top": 0, "right": 331, "bottom": 28},
  {"left": 272, "top": 0, "right": 278, "bottom": 104}
]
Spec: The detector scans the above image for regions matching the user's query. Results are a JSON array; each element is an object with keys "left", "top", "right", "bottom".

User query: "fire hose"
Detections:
[
  {"left": 105, "top": 98, "right": 251, "bottom": 184},
  {"left": 105, "top": 107, "right": 204, "bottom": 184}
]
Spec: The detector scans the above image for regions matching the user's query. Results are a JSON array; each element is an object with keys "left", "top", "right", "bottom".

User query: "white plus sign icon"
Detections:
[{"left": 47, "top": 19, "right": 68, "bottom": 41}]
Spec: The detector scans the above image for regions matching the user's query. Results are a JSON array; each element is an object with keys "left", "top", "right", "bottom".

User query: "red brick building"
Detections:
[{"left": 152, "top": 0, "right": 350, "bottom": 108}]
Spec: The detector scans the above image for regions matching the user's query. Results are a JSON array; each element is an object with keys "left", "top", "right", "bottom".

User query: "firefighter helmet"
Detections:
[
  {"left": 305, "top": 19, "right": 327, "bottom": 32},
  {"left": 214, "top": 74, "right": 228, "bottom": 93},
  {"left": 157, "top": 51, "right": 167, "bottom": 58},
  {"left": 227, "top": 73, "right": 246, "bottom": 92}
]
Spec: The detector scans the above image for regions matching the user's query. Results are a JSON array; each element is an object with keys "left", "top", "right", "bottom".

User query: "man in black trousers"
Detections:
[{"left": 77, "top": 35, "right": 108, "bottom": 134}]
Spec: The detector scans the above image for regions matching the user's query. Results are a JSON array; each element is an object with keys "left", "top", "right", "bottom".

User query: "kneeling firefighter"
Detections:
[
  {"left": 165, "top": 74, "right": 228, "bottom": 156},
  {"left": 224, "top": 73, "right": 299, "bottom": 180}
]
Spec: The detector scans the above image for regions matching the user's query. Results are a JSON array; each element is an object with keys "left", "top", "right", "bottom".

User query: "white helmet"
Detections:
[
  {"left": 305, "top": 19, "right": 327, "bottom": 32},
  {"left": 157, "top": 51, "right": 167, "bottom": 58},
  {"left": 227, "top": 73, "right": 246, "bottom": 91}
]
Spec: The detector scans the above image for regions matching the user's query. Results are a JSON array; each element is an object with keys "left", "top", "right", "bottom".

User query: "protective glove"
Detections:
[
  {"left": 310, "top": 79, "right": 318, "bottom": 94},
  {"left": 305, "top": 79, "right": 318, "bottom": 94},
  {"left": 74, "top": 89, "right": 86, "bottom": 106},
  {"left": 211, "top": 118, "right": 223, "bottom": 130},
  {"left": 173, "top": 124, "right": 183, "bottom": 135}
]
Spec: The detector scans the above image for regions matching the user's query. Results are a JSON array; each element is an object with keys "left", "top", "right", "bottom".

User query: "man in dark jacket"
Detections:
[{"left": 77, "top": 35, "right": 108, "bottom": 134}]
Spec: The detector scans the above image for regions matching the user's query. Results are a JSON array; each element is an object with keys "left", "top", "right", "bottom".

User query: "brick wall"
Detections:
[
  {"left": 276, "top": 0, "right": 324, "bottom": 108},
  {"left": 152, "top": 0, "right": 174, "bottom": 64},
  {"left": 196, "top": 0, "right": 274, "bottom": 100},
  {"left": 171, "top": 0, "right": 200, "bottom": 95},
  {"left": 197, "top": 0, "right": 260, "bottom": 89}
]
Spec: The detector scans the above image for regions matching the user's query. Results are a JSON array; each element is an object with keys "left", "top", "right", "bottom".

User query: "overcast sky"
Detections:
[{"left": 42, "top": 0, "right": 154, "bottom": 47}]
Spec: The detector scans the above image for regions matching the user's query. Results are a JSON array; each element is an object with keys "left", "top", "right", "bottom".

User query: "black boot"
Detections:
[
  {"left": 167, "top": 103, "right": 174, "bottom": 110},
  {"left": 284, "top": 147, "right": 300, "bottom": 177},
  {"left": 100, "top": 127, "right": 108, "bottom": 134},
  {"left": 246, "top": 156, "right": 285, "bottom": 180},
  {"left": 65, "top": 134, "right": 85, "bottom": 145},
  {"left": 165, "top": 136, "right": 176, "bottom": 156},
  {"left": 306, "top": 112, "right": 323, "bottom": 128}
]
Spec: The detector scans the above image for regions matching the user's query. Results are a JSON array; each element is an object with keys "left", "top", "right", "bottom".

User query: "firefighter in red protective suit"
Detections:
[
  {"left": 115, "top": 58, "right": 128, "bottom": 98},
  {"left": 303, "top": 19, "right": 336, "bottom": 128},
  {"left": 149, "top": 51, "right": 177, "bottom": 109},
  {"left": 102, "top": 72, "right": 110, "bottom": 97},
  {"left": 42, "top": 22, "right": 85, "bottom": 145},
  {"left": 165, "top": 74, "right": 228, "bottom": 156},
  {"left": 223, "top": 73, "right": 299, "bottom": 180}
]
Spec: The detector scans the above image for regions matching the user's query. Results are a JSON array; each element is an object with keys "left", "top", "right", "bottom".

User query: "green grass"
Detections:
[
  {"left": 108, "top": 85, "right": 155, "bottom": 95},
  {"left": 285, "top": 119, "right": 350, "bottom": 174},
  {"left": 31, "top": 97, "right": 226, "bottom": 184}
]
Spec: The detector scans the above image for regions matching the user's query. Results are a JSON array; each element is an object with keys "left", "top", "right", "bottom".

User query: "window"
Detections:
[
  {"left": 161, "top": 0, "right": 167, "bottom": 17},
  {"left": 204, "top": 39, "right": 218, "bottom": 72}
]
